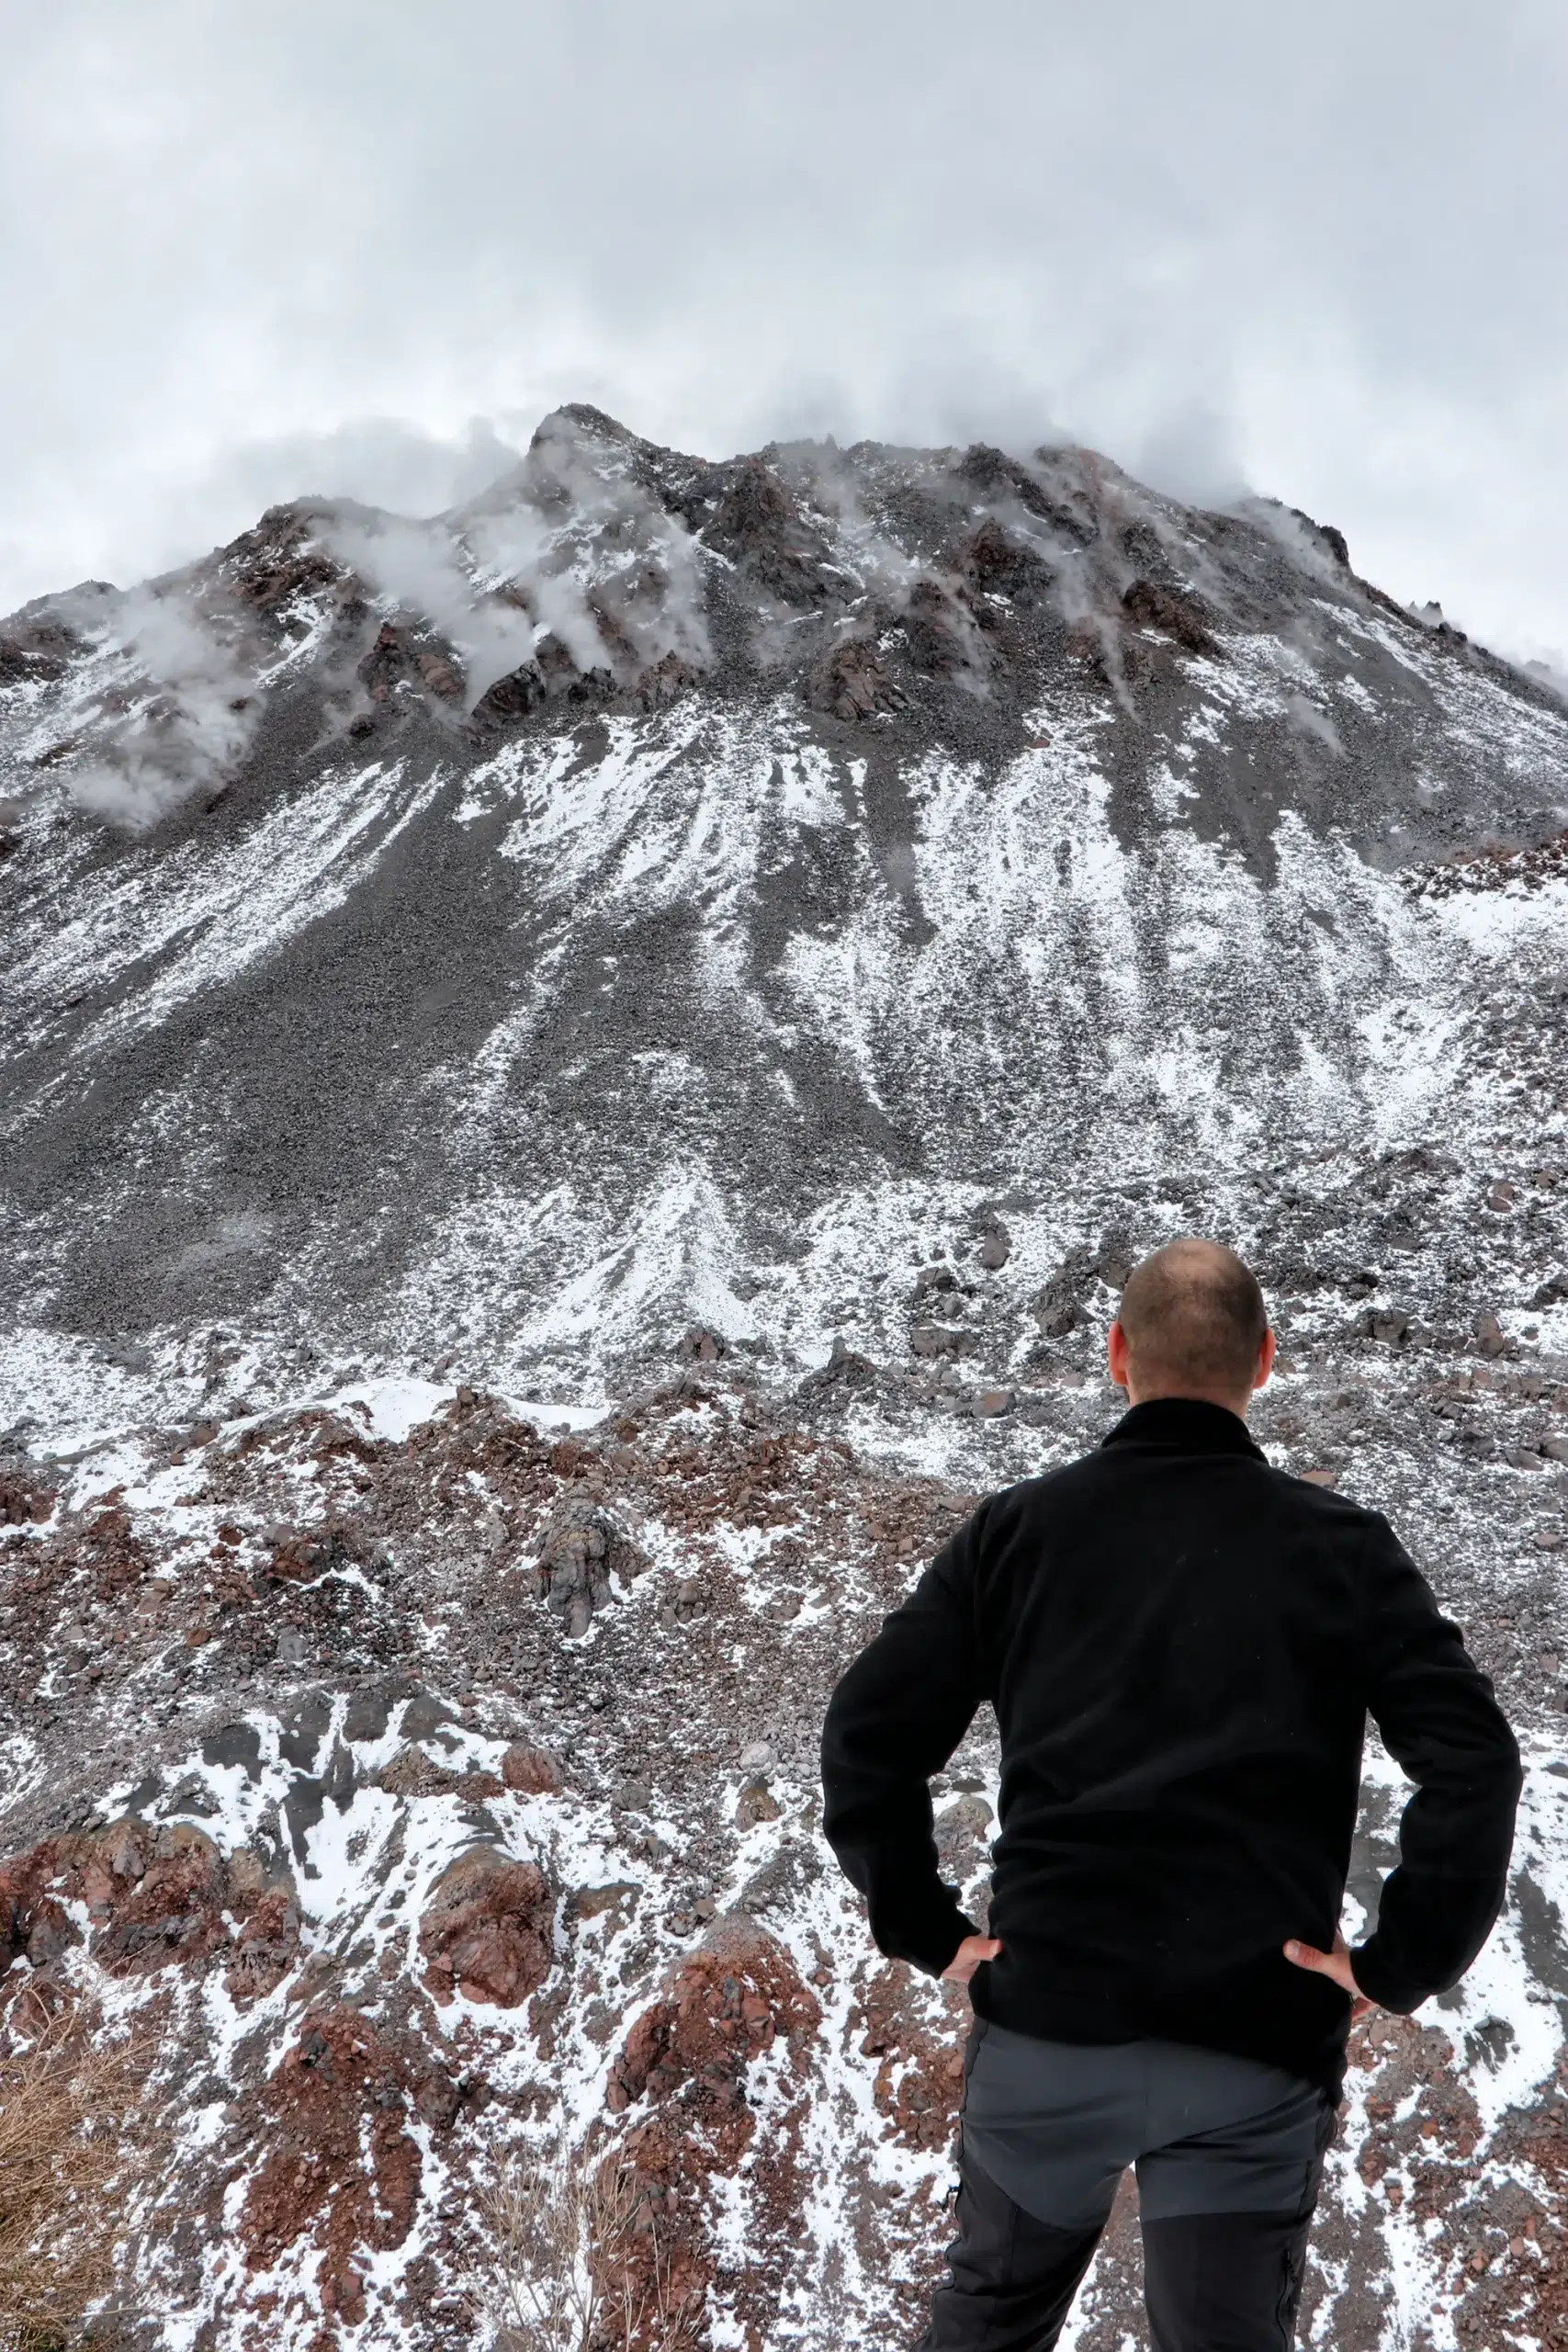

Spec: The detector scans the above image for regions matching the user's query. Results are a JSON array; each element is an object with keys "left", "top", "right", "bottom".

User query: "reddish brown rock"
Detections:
[
  {"left": 470, "top": 660, "right": 546, "bottom": 729},
  {"left": 1121, "top": 576, "right": 1218, "bottom": 656},
  {"left": 414, "top": 648, "right": 462, "bottom": 699},
  {"left": 1, "top": 1820, "right": 294, "bottom": 1992},
  {"left": 957, "top": 515, "right": 1053, "bottom": 605},
  {"left": 703, "top": 458, "right": 839, "bottom": 608},
  {"left": 634, "top": 649, "right": 703, "bottom": 711},
  {"left": 604, "top": 1920, "right": 821, "bottom": 2346},
  {"left": 0, "top": 1840, "right": 80, "bottom": 1978},
  {"left": 807, "top": 628, "right": 907, "bottom": 722},
  {"left": 418, "top": 1847, "right": 553, "bottom": 2007},
  {"left": 78, "top": 1498, "right": 151, "bottom": 1600},
  {"left": 88, "top": 1823, "right": 234, "bottom": 1974},
  {"left": 77, "top": 1817, "right": 152, "bottom": 1914},
  {"left": 377, "top": 1746, "right": 503, "bottom": 1800},
  {"left": 612, "top": 1917, "right": 817, "bottom": 2125},
  {"left": 501, "top": 1741, "right": 563, "bottom": 1793},
  {"left": 904, "top": 575, "right": 990, "bottom": 677},
  {"left": 1476, "top": 1308, "right": 1511, "bottom": 1358},
  {"left": 226, "top": 507, "right": 344, "bottom": 617},
  {"left": 358, "top": 621, "right": 412, "bottom": 704},
  {"left": 733, "top": 1781, "right": 782, "bottom": 1829},
  {"left": 242, "top": 2007, "right": 422, "bottom": 2331}
]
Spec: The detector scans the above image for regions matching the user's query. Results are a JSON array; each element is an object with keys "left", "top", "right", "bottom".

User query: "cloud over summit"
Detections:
[{"left": 4, "top": 1, "right": 1566, "bottom": 666}]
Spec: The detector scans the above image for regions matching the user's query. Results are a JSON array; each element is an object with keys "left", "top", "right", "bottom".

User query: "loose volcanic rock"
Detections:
[
  {"left": 226, "top": 1884, "right": 303, "bottom": 2003},
  {"left": 1121, "top": 575, "right": 1220, "bottom": 655},
  {"left": 807, "top": 628, "right": 907, "bottom": 721},
  {"left": 800, "top": 1335, "right": 878, "bottom": 1396},
  {"left": 0, "top": 1470, "right": 53, "bottom": 1525},
  {"left": 733, "top": 1780, "right": 783, "bottom": 1829},
  {"left": 609, "top": 1915, "right": 820, "bottom": 2135},
  {"left": 241, "top": 2007, "right": 423, "bottom": 2331},
  {"left": 376, "top": 1747, "right": 504, "bottom": 1801},
  {"left": 910, "top": 1324, "right": 976, "bottom": 1360},
  {"left": 974, "top": 1387, "right": 1014, "bottom": 1418},
  {"left": 855, "top": 1964, "right": 971, "bottom": 2152},
  {"left": 976, "top": 1224, "right": 1013, "bottom": 1272},
  {"left": 703, "top": 458, "right": 842, "bottom": 609},
  {"left": 602, "top": 1920, "right": 823, "bottom": 2343}
]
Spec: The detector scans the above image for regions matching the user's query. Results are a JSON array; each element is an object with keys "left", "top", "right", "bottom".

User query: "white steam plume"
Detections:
[
  {"left": 72, "top": 589, "right": 259, "bottom": 831},
  {"left": 325, "top": 441, "right": 712, "bottom": 708}
]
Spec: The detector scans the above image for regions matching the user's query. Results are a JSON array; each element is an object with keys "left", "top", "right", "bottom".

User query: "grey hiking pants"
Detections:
[{"left": 916, "top": 2021, "right": 1337, "bottom": 2352}]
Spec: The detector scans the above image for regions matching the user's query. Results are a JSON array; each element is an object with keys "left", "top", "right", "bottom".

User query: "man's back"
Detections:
[
  {"left": 822, "top": 1395, "right": 1521, "bottom": 2092},
  {"left": 828, "top": 1242, "right": 1523, "bottom": 2352}
]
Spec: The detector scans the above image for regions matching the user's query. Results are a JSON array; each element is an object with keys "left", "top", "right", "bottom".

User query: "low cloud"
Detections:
[
  {"left": 202, "top": 417, "right": 526, "bottom": 528},
  {"left": 1134, "top": 403, "right": 1249, "bottom": 512}
]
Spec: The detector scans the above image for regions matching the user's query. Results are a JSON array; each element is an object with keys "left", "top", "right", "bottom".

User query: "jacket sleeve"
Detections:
[
  {"left": 1351, "top": 1512, "right": 1523, "bottom": 2014},
  {"left": 819, "top": 1509, "right": 988, "bottom": 1976}
]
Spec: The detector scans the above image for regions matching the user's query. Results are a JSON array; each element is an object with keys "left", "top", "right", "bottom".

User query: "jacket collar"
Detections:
[{"left": 1100, "top": 1396, "right": 1266, "bottom": 1460}]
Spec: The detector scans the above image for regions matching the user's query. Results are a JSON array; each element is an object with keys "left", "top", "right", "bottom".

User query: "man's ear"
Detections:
[
  {"left": 1107, "top": 1319, "right": 1130, "bottom": 1392},
  {"left": 1254, "top": 1329, "right": 1277, "bottom": 1391}
]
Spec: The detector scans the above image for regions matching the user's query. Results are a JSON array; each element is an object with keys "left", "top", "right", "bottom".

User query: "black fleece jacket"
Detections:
[{"left": 821, "top": 1398, "right": 1521, "bottom": 2091}]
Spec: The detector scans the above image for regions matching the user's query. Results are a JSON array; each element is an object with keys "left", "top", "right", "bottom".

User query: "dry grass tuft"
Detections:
[
  {"left": 476, "top": 2141, "right": 700, "bottom": 2352},
  {"left": 0, "top": 1991, "right": 147, "bottom": 2352}
]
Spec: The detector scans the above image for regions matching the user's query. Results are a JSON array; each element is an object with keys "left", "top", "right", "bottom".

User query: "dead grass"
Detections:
[
  {"left": 0, "top": 1992, "right": 146, "bottom": 2352},
  {"left": 476, "top": 2141, "right": 701, "bottom": 2352}
]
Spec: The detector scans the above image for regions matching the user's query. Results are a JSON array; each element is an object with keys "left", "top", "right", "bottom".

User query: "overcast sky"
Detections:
[{"left": 5, "top": 1, "right": 1567, "bottom": 664}]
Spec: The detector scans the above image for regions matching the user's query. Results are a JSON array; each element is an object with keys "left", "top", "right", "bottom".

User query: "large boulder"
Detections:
[
  {"left": 531, "top": 1489, "right": 646, "bottom": 1637},
  {"left": 418, "top": 1847, "right": 554, "bottom": 2007}
]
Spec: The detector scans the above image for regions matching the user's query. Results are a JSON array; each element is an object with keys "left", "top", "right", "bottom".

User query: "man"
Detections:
[{"left": 821, "top": 1239, "right": 1520, "bottom": 2352}]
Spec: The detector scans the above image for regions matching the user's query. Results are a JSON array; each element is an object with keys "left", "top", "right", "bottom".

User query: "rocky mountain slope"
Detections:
[{"left": 1, "top": 408, "right": 1567, "bottom": 2350}]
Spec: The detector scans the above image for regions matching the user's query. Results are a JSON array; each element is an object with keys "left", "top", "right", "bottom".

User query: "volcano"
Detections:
[{"left": 1, "top": 410, "right": 1566, "bottom": 2351}]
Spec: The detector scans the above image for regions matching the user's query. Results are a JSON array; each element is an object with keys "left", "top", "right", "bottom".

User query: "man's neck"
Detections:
[{"left": 1121, "top": 1387, "right": 1252, "bottom": 1422}]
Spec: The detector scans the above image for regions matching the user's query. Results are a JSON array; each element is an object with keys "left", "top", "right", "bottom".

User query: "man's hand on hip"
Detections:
[
  {"left": 1284, "top": 1930, "right": 1374, "bottom": 2022},
  {"left": 942, "top": 1935, "right": 1002, "bottom": 1985}
]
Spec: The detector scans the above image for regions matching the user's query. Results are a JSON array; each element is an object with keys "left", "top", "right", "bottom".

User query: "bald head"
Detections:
[{"left": 1111, "top": 1239, "right": 1271, "bottom": 1412}]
